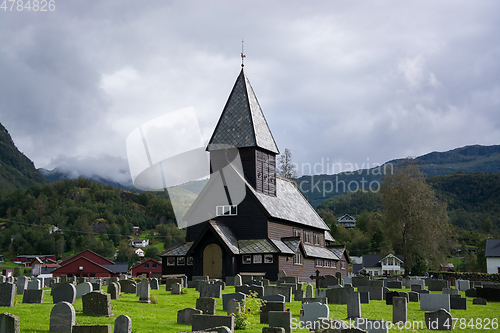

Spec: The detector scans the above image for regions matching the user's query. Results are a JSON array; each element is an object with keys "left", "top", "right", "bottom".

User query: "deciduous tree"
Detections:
[{"left": 277, "top": 148, "right": 298, "bottom": 180}]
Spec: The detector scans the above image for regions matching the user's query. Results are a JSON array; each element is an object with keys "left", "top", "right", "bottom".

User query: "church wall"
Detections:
[
  {"left": 236, "top": 253, "right": 279, "bottom": 281},
  {"left": 268, "top": 220, "right": 326, "bottom": 246}
]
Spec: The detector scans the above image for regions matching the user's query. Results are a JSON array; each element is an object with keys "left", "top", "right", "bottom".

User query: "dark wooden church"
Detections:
[{"left": 161, "top": 68, "right": 349, "bottom": 281}]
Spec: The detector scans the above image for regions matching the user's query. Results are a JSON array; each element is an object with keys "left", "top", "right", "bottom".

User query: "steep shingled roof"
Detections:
[{"left": 207, "top": 69, "right": 279, "bottom": 154}]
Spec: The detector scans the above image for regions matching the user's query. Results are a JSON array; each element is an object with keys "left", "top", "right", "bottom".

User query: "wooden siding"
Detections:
[
  {"left": 268, "top": 220, "right": 326, "bottom": 246},
  {"left": 52, "top": 257, "right": 115, "bottom": 278},
  {"left": 60, "top": 249, "right": 114, "bottom": 266},
  {"left": 131, "top": 259, "right": 162, "bottom": 277}
]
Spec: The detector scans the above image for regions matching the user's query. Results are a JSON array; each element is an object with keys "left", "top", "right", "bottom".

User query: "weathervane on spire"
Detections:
[{"left": 241, "top": 39, "right": 246, "bottom": 67}]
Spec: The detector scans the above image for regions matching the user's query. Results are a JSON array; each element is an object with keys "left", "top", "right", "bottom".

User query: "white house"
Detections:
[
  {"left": 486, "top": 239, "right": 500, "bottom": 274},
  {"left": 337, "top": 214, "right": 356, "bottom": 229},
  {"left": 361, "top": 254, "right": 404, "bottom": 276},
  {"left": 130, "top": 239, "right": 149, "bottom": 248},
  {"left": 134, "top": 248, "right": 145, "bottom": 258}
]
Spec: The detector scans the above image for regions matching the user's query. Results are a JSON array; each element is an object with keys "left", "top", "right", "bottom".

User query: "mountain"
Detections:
[
  {"left": 39, "top": 167, "right": 135, "bottom": 191},
  {"left": 298, "top": 144, "right": 500, "bottom": 208},
  {"left": 0, "top": 123, "right": 47, "bottom": 192}
]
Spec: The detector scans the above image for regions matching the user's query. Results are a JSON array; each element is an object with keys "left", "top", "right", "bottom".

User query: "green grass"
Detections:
[{"left": 5, "top": 286, "right": 500, "bottom": 332}]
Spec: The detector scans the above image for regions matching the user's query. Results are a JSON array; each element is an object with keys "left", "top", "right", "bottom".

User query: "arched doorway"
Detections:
[{"left": 203, "top": 243, "right": 223, "bottom": 278}]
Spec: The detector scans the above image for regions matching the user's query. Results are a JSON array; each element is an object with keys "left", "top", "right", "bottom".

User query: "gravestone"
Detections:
[
  {"left": 52, "top": 284, "right": 76, "bottom": 304},
  {"left": 386, "top": 291, "right": 402, "bottom": 305},
  {"left": 424, "top": 309, "right": 452, "bottom": 331},
  {"left": 277, "top": 270, "right": 286, "bottom": 280},
  {"left": 0, "top": 276, "right": 5, "bottom": 284},
  {"left": 222, "top": 292, "right": 246, "bottom": 311},
  {"left": 50, "top": 301, "right": 75, "bottom": 332},
  {"left": 387, "top": 281, "right": 402, "bottom": 289},
  {"left": 0, "top": 283, "right": 15, "bottom": 307},
  {"left": 22, "top": 289, "right": 44, "bottom": 304},
  {"left": 392, "top": 297, "right": 406, "bottom": 324},
  {"left": 427, "top": 279, "right": 449, "bottom": 291},
  {"left": 234, "top": 274, "right": 242, "bottom": 287},
  {"left": 357, "top": 286, "right": 383, "bottom": 301},
  {"left": 450, "top": 296, "right": 467, "bottom": 310},
  {"left": 410, "top": 284, "right": 422, "bottom": 291},
  {"left": 319, "top": 275, "right": 338, "bottom": 288},
  {"left": 336, "top": 272, "right": 343, "bottom": 284},
  {"left": 213, "top": 280, "right": 226, "bottom": 290},
  {"left": 149, "top": 278, "right": 159, "bottom": 290},
  {"left": 247, "top": 280, "right": 262, "bottom": 287},
  {"left": 420, "top": 293, "right": 450, "bottom": 311},
  {"left": 260, "top": 302, "right": 286, "bottom": 324},
  {"left": 351, "top": 277, "right": 370, "bottom": 287},
  {"left": 408, "top": 291, "right": 419, "bottom": 302},
  {"left": 410, "top": 279, "right": 425, "bottom": 289},
  {"left": 196, "top": 297, "right": 216, "bottom": 315},
  {"left": 300, "top": 302, "right": 329, "bottom": 326},
  {"left": 165, "top": 278, "right": 184, "bottom": 291},
  {"left": 476, "top": 287, "right": 500, "bottom": 302},
  {"left": 442, "top": 288, "right": 459, "bottom": 296},
  {"left": 415, "top": 289, "right": 430, "bottom": 294},
  {"left": 326, "top": 285, "right": 354, "bottom": 304},
  {"left": 305, "top": 284, "right": 314, "bottom": 298},
  {"left": 200, "top": 283, "right": 222, "bottom": 298},
  {"left": 119, "top": 280, "right": 136, "bottom": 294},
  {"left": 76, "top": 282, "right": 93, "bottom": 299},
  {"left": 137, "top": 280, "right": 150, "bottom": 303},
  {"left": 456, "top": 279, "right": 470, "bottom": 292},
  {"left": 171, "top": 282, "right": 182, "bottom": 295},
  {"left": 343, "top": 277, "right": 353, "bottom": 286},
  {"left": 235, "top": 285, "right": 264, "bottom": 298},
  {"left": 278, "top": 283, "right": 298, "bottom": 293},
  {"left": 294, "top": 289, "right": 304, "bottom": 301},
  {"left": 27, "top": 279, "right": 41, "bottom": 290},
  {"left": 355, "top": 318, "right": 390, "bottom": 333},
  {"left": 302, "top": 297, "right": 328, "bottom": 305},
  {"left": 226, "top": 298, "right": 241, "bottom": 316},
  {"left": 191, "top": 314, "right": 235, "bottom": 332},
  {"left": 114, "top": 314, "right": 132, "bottom": 333},
  {"left": 316, "top": 289, "right": 326, "bottom": 298},
  {"left": 177, "top": 308, "right": 202, "bottom": 325},
  {"left": 261, "top": 294, "right": 285, "bottom": 303},
  {"left": 107, "top": 282, "right": 119, "bottom": 300},
  {"left": 0, "top": 313, "right": 20, "bottom": 333},
  {"left": 16, "top": 276, "right": 28, "bottom": 295},
  {"left": 473, "top": 297, "right": 487, "bottom": 305},
  {"left": 82, "top": 291, "right": 113, "bottom": 317},
  {"left": 347, "top": 292, "right": 361, "bottom": 319},
  {"left": 465, "top": 288, "right": 476, "bottom": 298},
  {"left": 473, "top": 281, "right": 483, "bottom": 288},
  {"left": 359, "top": 291, "right": 370, "bottom": 304},
  {"left": 268, "top": 311, "right": 292, "bottom": 333},
  {"left": 72, "top": 325, "right": 111, "bottom": 333}
]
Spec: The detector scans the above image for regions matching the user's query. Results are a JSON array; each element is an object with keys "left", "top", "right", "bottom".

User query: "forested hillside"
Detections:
[
  {"left": 0, "top": 178, "right": 182, "bottom": 259},
  {"left": 0, "top": 123, "right": 47, "bottom": 192}
]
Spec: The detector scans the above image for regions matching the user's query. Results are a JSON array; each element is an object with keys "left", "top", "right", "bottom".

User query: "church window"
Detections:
[
  {"left": 264, "top": 254, "right": 273, "bottom": 263},
  {"left": 341, "top": 261, "right": 346, "bottom": 269},
  {"left": 242, "top": 255, "right": 252, "bottom": 264},
  {"left": 293, "top": 229, "right": 301, "bottom": 237},
  {"left": 304, "top": 232, "right": 311, "bottom": 243},
  {"left": 316, "top": 259, "right": 323, "bottom": 267},
  {"left": 324, "top": 260, "right": 331, "bottom": 267},
  {"left": 253, "top": 255, "right": 262, "bottom": 264},
  {"left": 294, "top": 253, "right": 303, "bottom": 265},
  {"left": 177, "top": 257, "right": 185, "bottom": 265},
  {"left": 187, "top": 257, "right": 193, "bottom": 265},
  {"left": 314, "top": 234, "right": 320, "bottom": 245},
  {"left": 167, "top": 257, "right": 175, "bottom": 266},
  {"left": 216, "top": 205, "right": 237, "bottom": 216}
]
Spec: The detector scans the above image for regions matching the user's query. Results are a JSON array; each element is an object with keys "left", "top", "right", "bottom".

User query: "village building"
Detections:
[
  {"left": 51, "top": 249, "right": 128, "bottom": 278},
  {"left": 130, "top": 258, "right": 162, "bottom": 278},
  {"left": 337, "top": 214, "right": 356, "bottom": 229},
  {"left": 13, "top": 254, "right": 57, "bottom": 267},
  {"left": 161, "top": 68, "right": 349, "bottom": 281},
  {"left": 131, "top": 239, "right": 149, "bottom": 248},
  {"left": 356, "top": 254, "right": 404, "bottom": 276},
  {"left": 486, "top": 239, "right": 500, "bottom": 274}
]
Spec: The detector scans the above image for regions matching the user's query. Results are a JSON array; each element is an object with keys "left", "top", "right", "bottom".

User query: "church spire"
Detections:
[{"left": 207, "top": 69, "right": 279, "bottom": 154}]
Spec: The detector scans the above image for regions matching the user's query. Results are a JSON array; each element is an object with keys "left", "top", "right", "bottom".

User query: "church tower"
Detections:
[{"left": 206, "top": 69, "right": 279, "bottom": 196}]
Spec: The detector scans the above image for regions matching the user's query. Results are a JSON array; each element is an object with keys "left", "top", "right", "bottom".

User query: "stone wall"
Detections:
[{"left": 428, "top": 271, "right": 500, "bottom": 282}]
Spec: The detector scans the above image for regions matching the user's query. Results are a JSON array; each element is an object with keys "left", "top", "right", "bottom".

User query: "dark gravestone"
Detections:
[
  {"left": 114, "top": 314, "right": 132, "bottom": 333},
  {"left": 387, "top": 281, "right": 402, "bottom": 289},
  {"left": 119, "top": 280, "right": 136, "bottom": 294},
  {"left": 177, "top": 308, "right": 203, "bottom": 325},
  {"left": 465, "top": 288, "right": 476, "bottom": 298},
  {"left": 82, "top": 291, "right": 113, "bottom": 317},
  {"left": 0, "top": 283, "right": 15, "bottom": 307},
  {"left": 427, "top": 279, "right": 449, "bottom": 291},
  {"left": 165, "top": 278, "right": 184, "bottom": 291},
  {"left": 476, "top": 287, "right": 500, "bottom": 302},
  {"left": 22, "top": 289, "right": 44, "bottom": 304},
  {"left": 16, "top": 276, "right": 28, "bottom": 295},
  {"left": 319, "top": 275, "right": 338, "bottom": 288},
  {"left": 222, "top": 292, "right": 246, "bottom": 311},
  {"left": 357, "top": 286, "right": 383, "bottom": 300},
  {"left": 473, "top": 297, "right": 487, "bottom": 305},
  {"left": 260, "top": 301, "right": 286, "bottom": 324},
  {"left": 425, "top": 309, "right": 452, "bottom": 331},
  {"left": 408, "top": 291, "right": 420, "bottom": 302},
  {"left": 52, "top": 284, "right": 76, "bottom": 304},
  {"left": 235, "top": 285, "right": 264, "bottom": 298},
  {"left": 196, "top": 297, "right": 216, "bottom": 315},
  {"left": 200, "top": 283, "right": 222, "bottom": 298},
  {"left": 268, "top": 311, "right": 292, "bottom": 333},
  {"left": 359, "top": 291, "right": 370, "bottom": 304},
  {"left": 107, "top": 282, "right": 119, "bottom": 300},
  {"left": 326, "top": 286, "right": 351, "bottom": 304},
  {"left": 50, "top": 301, "right": 75, "bottom": 332},
  {"left": 191, "top": 314, "right": 235, "bottom": 332},
  {"left": 386, "top": 291, "right": 400, "bottom": 305},
  {"left": 450, "top": 297, "right": 467, "bottom": 310},
  {"left": 149, "top": 278, "right": 159, "bottom": 290},
  {"left": 0, "top": 313, "right": 20, "bottom": 333}
]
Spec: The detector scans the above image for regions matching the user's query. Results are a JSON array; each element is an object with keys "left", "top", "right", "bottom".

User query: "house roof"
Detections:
[
  {"left": 161, "top": 242, "right": 194, "bottom": 257},
  {"left": 303, "top": 244, "right": 338, "bottom": 260},
  {"left": 338, "top": 214, "right": 356, "bottom": 222},
  {"left": 362, "top": 254, "right": 404, "bottom": 268},
  {"left": 270, "top": 239, "right": 295, "bottom": 255},
  {"left": 52, "top": 256, "right": 113, "bottom": 274},
  {"left": 485, "top": 239, "right": 500, "bottom": 257},
  {"left": 103, "top": 262, "right": 129, "bottom": 274},
  {"left": 238, "top": 239, "right": 278, "bottom": 254},
  {"left": 130, "top": 258, "right": 161, "bottom": 271},
  {"left": 60, "top": 249, "right": 114, "bottom": 266},
  {"left": 206, "top": 69, "right": 279, "bottom": 154},
  {"left": 325, "top": 231, "right": 334, "bottom": 242}
]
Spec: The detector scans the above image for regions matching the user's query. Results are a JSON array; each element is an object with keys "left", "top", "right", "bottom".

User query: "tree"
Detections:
[
  {"left": 381, "top": 159, "right": 451, "bottom": 275},
  {"left": 277, "top": 148, "right": 298, "bottom": 180}
]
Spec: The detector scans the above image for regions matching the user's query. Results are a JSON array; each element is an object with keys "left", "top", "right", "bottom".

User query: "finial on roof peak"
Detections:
[{"left": 241, "top": 39, "right": 246, "bottom": 67}]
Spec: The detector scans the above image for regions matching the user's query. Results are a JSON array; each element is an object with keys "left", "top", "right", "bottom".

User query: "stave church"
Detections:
[{"left": 161, "top": 65, "right": 349, "bottom": 281}]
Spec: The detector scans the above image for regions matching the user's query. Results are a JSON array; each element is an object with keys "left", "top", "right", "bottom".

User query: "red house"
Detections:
[
  {"left": 14, "top": 254, "right": 57, "bottom": 267},
  {"left": 51, "top": 249, "right": 128, "bottom": 278},
  {"left": 130, "top": 258, "right": 162, "bottom": 278}
]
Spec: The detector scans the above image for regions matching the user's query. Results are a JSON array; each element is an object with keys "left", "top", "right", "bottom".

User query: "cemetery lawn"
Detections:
[{"left": 5, "top": 287, "right": 499, "bottom": 332}]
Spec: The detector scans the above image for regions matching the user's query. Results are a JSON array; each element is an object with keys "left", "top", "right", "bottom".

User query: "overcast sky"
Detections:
[{"left": 1, "top": 1, "right": 499, "bottom": 185}]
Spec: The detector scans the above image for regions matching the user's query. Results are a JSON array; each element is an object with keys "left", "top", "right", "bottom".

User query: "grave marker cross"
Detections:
[{"left": 310, "top": 270, "right": 325, "bottom": 290}]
